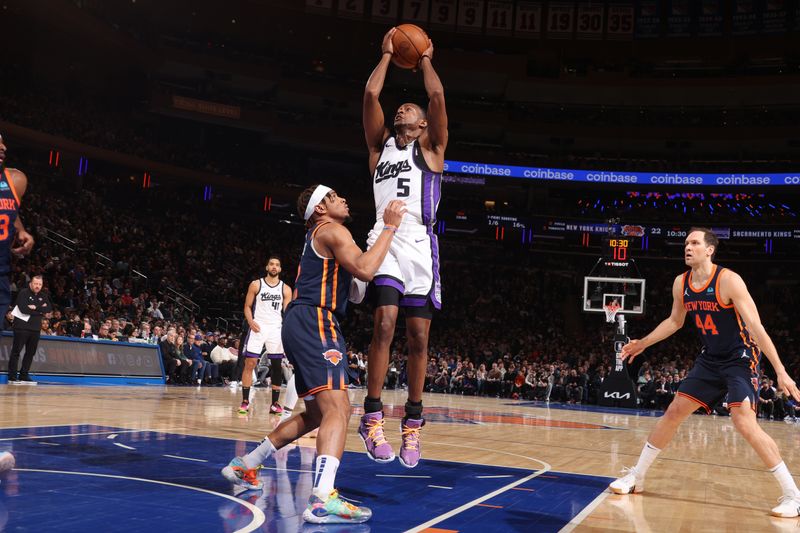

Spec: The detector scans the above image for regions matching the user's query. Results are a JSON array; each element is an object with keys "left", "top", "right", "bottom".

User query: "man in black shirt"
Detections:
[
  {"left": 7, "top": 275, "right": 51, "bottom": 385},
  {"left": 159, "top": 330, "right": 186, "bottom": 384},
  {"left": 759, "top": 379, "right": 777, "bottom": 420}
]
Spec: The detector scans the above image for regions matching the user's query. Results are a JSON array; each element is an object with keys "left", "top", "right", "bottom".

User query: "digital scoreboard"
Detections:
[{"left": 602, "top": 236, "right": 636, "bottom": 269}]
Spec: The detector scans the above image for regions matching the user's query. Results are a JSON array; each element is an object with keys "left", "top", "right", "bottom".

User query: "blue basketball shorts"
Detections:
[
  {"left": 677, "top": 347, "right": 761, "bottom": 413},
  {"left": 281, "top": 304, "right": 351, "bottom": 399}
]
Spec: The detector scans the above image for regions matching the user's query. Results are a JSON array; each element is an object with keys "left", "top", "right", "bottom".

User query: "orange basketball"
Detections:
[{"left": 391, "top": 24, "right": 429, "bottom": 69}]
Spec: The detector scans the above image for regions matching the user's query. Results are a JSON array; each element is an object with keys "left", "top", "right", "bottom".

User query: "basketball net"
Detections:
[{"left": 603, "top": 304, "right": 621, "bottom": 323}]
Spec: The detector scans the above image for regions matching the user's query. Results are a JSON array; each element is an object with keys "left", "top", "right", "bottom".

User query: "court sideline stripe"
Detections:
[
  {"left": 13, "top": 468, "right": 265, "bottom": 533},
  {"left": 557, "top": 490, "right": 610, "bottom": 533},
  {"left": 0, "top": 422, "right": 96, "bottom": 431},
  {"left": 0, "top": 429, "right": 143, "bottom": 442},
  {"left": 162, "top": 454, "right": 208, "bottom": 463},
  {"left": 407, "top": 467, "right": 549, "bottom": 532},
  {"left": 407, "top": 441, "right": 552, "bottom": 533}
]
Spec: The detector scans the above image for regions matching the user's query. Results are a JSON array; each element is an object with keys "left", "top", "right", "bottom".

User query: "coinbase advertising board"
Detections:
[
  {"left": 0, "top": 334, "right": 164, "bottom": 383},
  {"left": 444, "top": 160, "right": 800, "bottom": 186}
]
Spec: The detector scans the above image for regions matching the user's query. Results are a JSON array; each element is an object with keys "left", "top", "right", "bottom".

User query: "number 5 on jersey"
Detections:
[{"left": 397, "top": 176, "right": 410, "bottom": 197}]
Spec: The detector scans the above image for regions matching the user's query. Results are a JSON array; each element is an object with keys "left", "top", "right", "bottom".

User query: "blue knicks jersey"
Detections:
[
  {"left": 0, "top": 170, "right": 20, "bottom": 276},
  {"left": 291, "top": 222, "right": 353, "bottom": 321},
  {"left": 682, "top": 265, "right": 756, "bottom": 356}
]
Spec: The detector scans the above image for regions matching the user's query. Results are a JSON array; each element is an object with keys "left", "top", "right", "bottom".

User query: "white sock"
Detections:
[
  {"left": 313, "top": 455, "right": 340, "bottom": 497},
  {"left": 633, "top": 442, "right": 661, "bottom": 478},
  {"left": 243, "top": 437, "right": 276, "bottom": 469},
  {"left": 279, "top": 375, "right": 298, "bottom": 426},
  {"left": 278, "top": 407, "right": 293, "bottom": 426},
  {"left": 770, "top": 461, "right": 800, "bottom": 496}
]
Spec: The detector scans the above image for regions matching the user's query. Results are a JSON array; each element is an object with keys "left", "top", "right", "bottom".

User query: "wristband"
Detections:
[
  {"left": 383, "top": 224, "right": 398, "bottom": 233},
  {"left": 382, "top": 51, "right": 393, "bottom": 57},
  {"left": 419, "top": 54, "right": 431, "bottom": 63}
]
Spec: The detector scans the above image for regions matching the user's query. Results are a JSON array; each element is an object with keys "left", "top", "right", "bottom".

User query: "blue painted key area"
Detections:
[{"left": 0, "top": 425, "right": 610, "bottom": 532}]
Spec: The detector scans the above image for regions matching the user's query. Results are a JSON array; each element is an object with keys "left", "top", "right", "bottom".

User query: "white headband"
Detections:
[{"left": 304, "top": 185, "right": 332, "bottom": 221}]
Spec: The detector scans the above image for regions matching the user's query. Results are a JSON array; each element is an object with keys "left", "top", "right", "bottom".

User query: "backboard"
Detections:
[{"left": 583, "top": 276, "right": 646, "bottom": 315}]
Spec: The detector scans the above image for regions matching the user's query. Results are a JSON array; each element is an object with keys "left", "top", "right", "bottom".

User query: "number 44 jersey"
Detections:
[{"left": 682, "top": 265, "right": 756, "bottom": 356}]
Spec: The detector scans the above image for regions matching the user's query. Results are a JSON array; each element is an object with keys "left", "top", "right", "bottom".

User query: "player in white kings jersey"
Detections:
[
  {"left": 240, "top": 256, "right": 292, "bottom": 415},
  {"left": 359, "top": 27, "right": 448, "bottom": 468}
]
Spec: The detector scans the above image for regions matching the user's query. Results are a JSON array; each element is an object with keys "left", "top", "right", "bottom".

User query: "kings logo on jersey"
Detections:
[{"left": 374, "top": 160, "right": 411, "bottom": 183}]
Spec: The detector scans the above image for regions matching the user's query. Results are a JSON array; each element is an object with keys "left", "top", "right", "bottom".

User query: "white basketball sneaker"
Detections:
[
  {"left": 771, "top": 493, "right": 800, "bottom": 518},
  {"left": 609, "top": 467, "right": 645, "bottom": 495}
]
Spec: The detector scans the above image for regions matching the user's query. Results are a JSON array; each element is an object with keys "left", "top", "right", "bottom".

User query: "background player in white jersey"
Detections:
[
  {"left": 360, "top": 28, "right": 448, "bottom": 467},
  {"left": 240, "top": 256, "right": 292, "bottom": 414}
]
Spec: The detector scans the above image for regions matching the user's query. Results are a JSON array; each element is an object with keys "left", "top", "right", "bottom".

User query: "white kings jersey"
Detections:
[
  {"left": 251, "top": 279, "right": 284, "bottom": 327},
  {"left": 372, "top": 137, "right": 442, "bottom": 229}
]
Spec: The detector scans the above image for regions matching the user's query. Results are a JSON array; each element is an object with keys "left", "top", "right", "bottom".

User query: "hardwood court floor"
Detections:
[{"left": 1, "top": 384, "right": 799, "bottom": 532}]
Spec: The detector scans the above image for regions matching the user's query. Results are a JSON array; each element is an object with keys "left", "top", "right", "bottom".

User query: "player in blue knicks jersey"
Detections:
[
  {"left": 222, "top": 184, "right": 406, "bottom": 525},
  {"left": 360, "top": 27, "right": 449, "bottom": 468},
  {"left": 610, "top": 227, "right": 800, "bottom": 518},
  {"left": 0, "top": 134, "right": 35, "bottom": 332}
]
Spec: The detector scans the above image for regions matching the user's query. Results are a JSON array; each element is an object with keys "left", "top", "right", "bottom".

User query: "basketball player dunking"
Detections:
[
  {"left": 0, "top": 134, "right": 34, "bottom": 330},
  {"left": 611, "top": 228, "right": 800, "bottom": 518},
  {"left": 359, "top": 27, "right": 448, "bottom": 468},
  {"left": 239, "top": 257, "right": 292, "bottom": 414},
  {"left": 222, "top": 185, "right": 406, "bottom": 524}
]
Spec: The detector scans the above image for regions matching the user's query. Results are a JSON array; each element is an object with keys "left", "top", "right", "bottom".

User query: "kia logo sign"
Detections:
[{"left": 604, "top": 391, "right": 631, "bottom": 400}]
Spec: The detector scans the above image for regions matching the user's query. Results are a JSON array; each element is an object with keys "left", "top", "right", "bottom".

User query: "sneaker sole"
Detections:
[
  {"left": 357, "top": 432, "right": 395, "bottom": 464},
  {"left": 770, "top": 509, "right": 800, "bottom": 518},
  {"left": 221, "top": 466, "right": 262, "bottom": 490},
  {"left": 609, "top": 485, "right": 643, "bottom": 495},
  {"left": 302, "top": 508, "right": 370, "bottom": 524},
  {"left": 397, "top": 455, "right": 420, "bottom": 469}
]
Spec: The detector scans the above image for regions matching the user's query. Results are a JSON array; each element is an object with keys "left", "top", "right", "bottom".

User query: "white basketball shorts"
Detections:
[{"left": 366, "top": 221, "right": 442, "bottom": 309}]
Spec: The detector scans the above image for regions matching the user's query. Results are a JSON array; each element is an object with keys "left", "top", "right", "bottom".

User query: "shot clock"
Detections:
[{"left": 603, "top": 236, "right": 635, "bottom": 265}]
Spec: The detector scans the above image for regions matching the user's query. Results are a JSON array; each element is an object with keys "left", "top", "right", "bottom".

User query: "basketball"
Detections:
[
  {"left": 0, "top": 451, "right": 15, "bottom": 473},
  {"left": 391, "top": 24, "right": 429, "bottom": 69}
]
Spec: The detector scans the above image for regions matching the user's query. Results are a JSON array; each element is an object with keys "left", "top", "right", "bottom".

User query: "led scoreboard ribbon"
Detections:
[
  {"left": 483, "top": 215, "right": 800, "bottom": 240},
  {"left": 446, "top": 160, "right": 800, "bottom": 187}
]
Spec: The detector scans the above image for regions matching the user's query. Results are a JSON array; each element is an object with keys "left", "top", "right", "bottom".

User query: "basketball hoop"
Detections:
[{"left": 603, "top": 304, "right": 621, "bottom": 323}]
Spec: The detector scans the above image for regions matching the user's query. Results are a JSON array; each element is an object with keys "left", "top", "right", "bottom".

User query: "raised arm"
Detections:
[
  {"left": 363, "top": 28, "right": 395, "bottom": 156},
  {"left": 621, "top": 274, "right": 687, "bottom": 362},
  {"left": 725, "top": 271, "right": 800, "bottom": 401},
  {"left": 317, "top": 200, "right": 406, "bottom": 281},
  {"left": 418, "top": 40, "right": 448, "bottom": 153}
]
